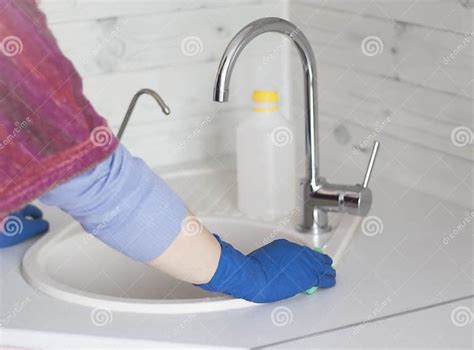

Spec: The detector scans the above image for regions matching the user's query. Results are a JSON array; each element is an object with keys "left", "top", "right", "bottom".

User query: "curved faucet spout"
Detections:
[
  {"left": 213, "top": 18, "right": 379, "bottom": 234},
  {"left": 212, "top": 17, "right": 320, "bottom": 185}
]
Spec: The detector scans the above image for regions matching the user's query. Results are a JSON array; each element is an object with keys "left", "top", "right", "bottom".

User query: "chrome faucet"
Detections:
[{"left": 212, "top": 17, "right": 380, "bottom": 234}]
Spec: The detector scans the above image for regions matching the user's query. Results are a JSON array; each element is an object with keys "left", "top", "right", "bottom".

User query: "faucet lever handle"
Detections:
[{"left": 362, "top": 141, "right": 380, "bottom": 188}]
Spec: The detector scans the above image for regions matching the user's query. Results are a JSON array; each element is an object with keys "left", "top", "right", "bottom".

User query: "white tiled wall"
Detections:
[
  {"left": 288, "top": 0, "right": 473, "bottom": 209},
  {"left": 40, "top": 0, "right": 289, "bottom": 168},
  {"left": 40, "top": 0, "right": 472, "bottom": 209}
]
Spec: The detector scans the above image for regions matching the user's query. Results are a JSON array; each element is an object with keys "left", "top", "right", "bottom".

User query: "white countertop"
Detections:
[
  {"left": 0, "top": 166, "right": 472, "bottom": 348},
  {"left": 272, "top": 299, "right": 473, "bottom": 348}
]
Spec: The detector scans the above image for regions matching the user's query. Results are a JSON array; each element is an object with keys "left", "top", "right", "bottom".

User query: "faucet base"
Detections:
[
  {"left": 296, "top": 223, "right": 332, "bottom": 235},
  {"left": 296, "top": 204, "right": 332, "bottom": 235},
  {"left": 296, "top": 180, "right": 333, "bottom": 234}
]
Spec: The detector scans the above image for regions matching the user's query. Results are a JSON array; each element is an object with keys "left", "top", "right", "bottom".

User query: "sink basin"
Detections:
[{"left": 22, "top": 214, "right": 361, "bottom": 314}]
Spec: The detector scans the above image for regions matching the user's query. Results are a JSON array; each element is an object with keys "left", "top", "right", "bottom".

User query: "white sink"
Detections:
[{"left": 22, "top": 214, "right": 361, "bottom": 314}]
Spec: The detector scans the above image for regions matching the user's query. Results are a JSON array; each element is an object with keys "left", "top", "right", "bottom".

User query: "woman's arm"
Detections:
[
  {"left": 40, "top": 144, "right": 220, "bottom": 283},
  {"left": 41, "top": 144, "right": 336, "bottom": 302},
  {"left": 149, "top": 210, "right": 220, "bottom": 284}
]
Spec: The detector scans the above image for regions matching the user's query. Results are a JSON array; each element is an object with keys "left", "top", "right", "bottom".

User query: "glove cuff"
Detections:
[{"left": 195, "top": 234, "right": 261, "bottom": 300}]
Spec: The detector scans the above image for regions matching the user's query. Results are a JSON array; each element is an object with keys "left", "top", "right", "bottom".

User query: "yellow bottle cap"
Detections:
[{"left": 252, "top": 90, "right": 279, "bottom": 103}]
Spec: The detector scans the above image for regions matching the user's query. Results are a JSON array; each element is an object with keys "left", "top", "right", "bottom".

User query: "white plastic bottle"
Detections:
[{"left": 236, "top": 90, "right": 295, "bottom": 221}]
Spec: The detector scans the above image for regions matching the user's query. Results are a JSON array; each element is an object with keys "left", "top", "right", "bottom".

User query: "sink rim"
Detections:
[
  {"left": 21, "top": 214, "right": 358, "bottom": 314},
  {"left": 21, "top": 216, "right": 287, "bottom": 314}
]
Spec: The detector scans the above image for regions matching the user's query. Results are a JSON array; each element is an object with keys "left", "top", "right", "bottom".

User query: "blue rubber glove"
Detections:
[
  {"left": 197, "top": 234, "right": 336, "bottom": 303},
  {"left": 0, "top": 205, "right": 49, "bottom": 248}
]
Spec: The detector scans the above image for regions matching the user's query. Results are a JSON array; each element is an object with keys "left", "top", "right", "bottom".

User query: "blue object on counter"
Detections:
[
  {"left": 0, "top": 205, "right": 49, "bottom": 248},
  {"left": 40, "top": 144, "right": 187, "bottom": 262},
  {"left": 304, "top": 246, "right": 325, "bottom": 295},
  {"left": 196, "top": 234, "right": 336, "bottom": 303}
]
